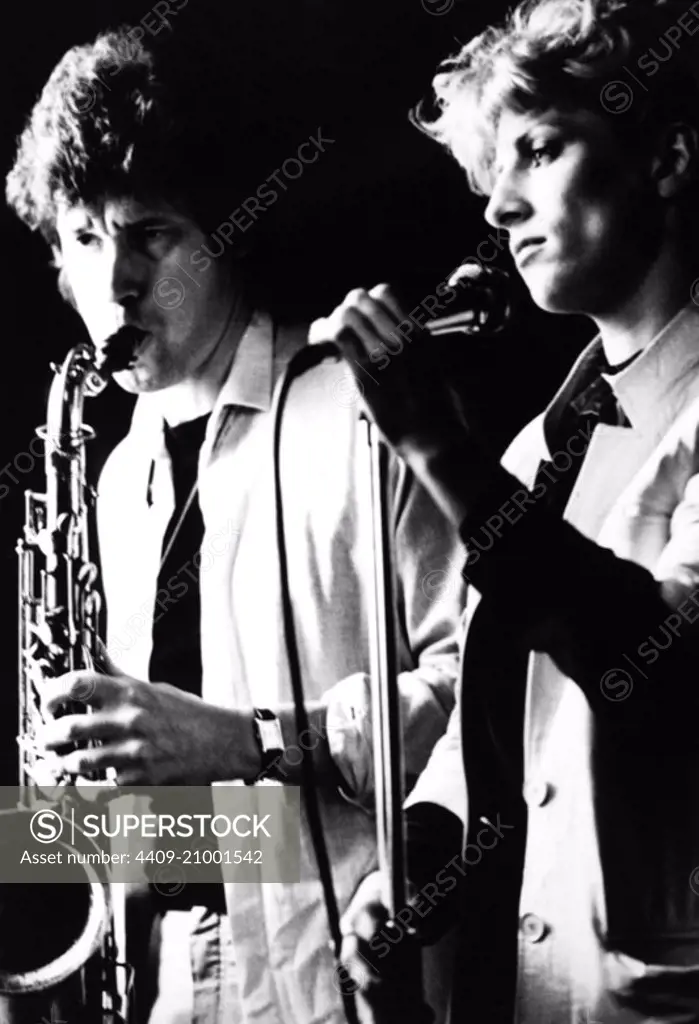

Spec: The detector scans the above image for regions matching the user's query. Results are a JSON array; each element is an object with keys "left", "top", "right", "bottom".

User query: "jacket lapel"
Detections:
[
  {"left": 523, "top": 304, "right": 699, "bottom": 775},
  {"left": 562, "top": 424, "right": 655, "bottom": 540},
  {"left": 562, "top": 304, "right": 699, "bottom": 540}
]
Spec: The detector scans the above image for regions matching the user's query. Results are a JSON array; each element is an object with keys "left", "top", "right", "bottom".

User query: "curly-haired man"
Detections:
[{"left": 6, "top": 24, "right": 465, "bottom": 1024}]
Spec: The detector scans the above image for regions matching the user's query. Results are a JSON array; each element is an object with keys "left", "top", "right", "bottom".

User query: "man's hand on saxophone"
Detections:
[{"left": 34, "top": 651, "right": 263, "bottom": 787}]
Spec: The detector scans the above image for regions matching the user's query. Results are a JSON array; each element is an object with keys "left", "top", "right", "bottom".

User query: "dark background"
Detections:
[{"left": 0, "top": 0, "right": 592, "bottom": 780}]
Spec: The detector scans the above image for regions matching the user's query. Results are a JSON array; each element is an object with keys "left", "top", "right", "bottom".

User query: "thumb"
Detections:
[
  {"left": 338, "top": 871, "right": 389, "bottom": 999},
  {"left": 340, "top": 870, "right": 388, "bottom": 942},
  {"left": 308, "top": 316, "right": 329, "bottom": 346},
  {"left": 94, "top": 638, "right": 125, "bottom": 677}
]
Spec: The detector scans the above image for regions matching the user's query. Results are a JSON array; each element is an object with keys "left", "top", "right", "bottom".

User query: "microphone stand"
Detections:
[
  {"left": 361, "top": 414, "right": 434, "bottom": 1024},
  {"left": 294, "top": 264, "right": 511, "bottom": 1022}
]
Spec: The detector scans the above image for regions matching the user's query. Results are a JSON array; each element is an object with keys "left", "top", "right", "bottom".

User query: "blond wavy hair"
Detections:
[{"left": 414, "top": 0, "right": 699, "bottom": 195}]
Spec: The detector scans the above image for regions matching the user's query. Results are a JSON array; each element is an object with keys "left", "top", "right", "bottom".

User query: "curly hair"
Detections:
[
  {"left": 5, "top": 25, "right": 278, "bottom": 247},
  {"left": 414, "top": 0, "right": 699, "bottom": 195}
]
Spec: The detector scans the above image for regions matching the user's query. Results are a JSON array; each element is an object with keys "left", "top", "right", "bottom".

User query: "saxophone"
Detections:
[{"left": 0, "top": 329, "right": 137, "bottom": 1024}]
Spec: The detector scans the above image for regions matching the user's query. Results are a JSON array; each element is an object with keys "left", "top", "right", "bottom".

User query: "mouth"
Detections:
[
  {"left": 513, "top": 237, "right": 546, "bottom": 264},
  {"left": 97, "top": 325, "right": 150, "bottom": 374}
]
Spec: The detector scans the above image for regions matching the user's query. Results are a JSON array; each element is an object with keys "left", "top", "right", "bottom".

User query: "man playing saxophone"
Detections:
[{"left": 5, "top": 18, "right": 465, "bottom": 1024}]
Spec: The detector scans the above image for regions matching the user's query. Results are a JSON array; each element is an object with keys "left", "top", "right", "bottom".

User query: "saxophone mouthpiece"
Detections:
[{"left": 96, "top": 325, "right": 147, "bottom": 376}]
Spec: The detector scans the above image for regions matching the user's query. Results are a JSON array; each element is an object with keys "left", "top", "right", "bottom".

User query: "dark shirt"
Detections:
[
  {"left": 148, "top": 412, "right": 226, "bottom": 914},
  {"left": 149, "top": 413, "right": 210, "bottom": 696}
]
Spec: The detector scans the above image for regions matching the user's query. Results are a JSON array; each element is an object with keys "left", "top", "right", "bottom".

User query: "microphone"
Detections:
[
  {"left": 304, "top": 263, "right": 512, "bottom": 377},
  {"left": 424, "top": 263, "right": 511, "bottom": 337}
]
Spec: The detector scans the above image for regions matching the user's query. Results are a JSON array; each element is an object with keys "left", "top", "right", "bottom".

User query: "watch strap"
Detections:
[{"left": 248, "top": 708, "right": 284, "bottom": 784}]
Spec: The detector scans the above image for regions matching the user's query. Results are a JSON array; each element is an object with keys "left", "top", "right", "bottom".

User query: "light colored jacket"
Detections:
[
  {"left": 412, "top": 302, "right": 699, "bottom": 1023},
  {"left": 97, "top": 311, "right": 466, "bottom": 1023}
]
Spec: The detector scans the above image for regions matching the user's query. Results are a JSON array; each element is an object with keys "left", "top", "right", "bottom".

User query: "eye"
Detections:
[
  {"left": 131, "top": 223, "right": 174, "bottom": 256},
  {"left": 76, "top": 231, "right": 99, "bottom": 248},
  {"left": 528, "top": 138, "right": 562, "bottom": 168}
]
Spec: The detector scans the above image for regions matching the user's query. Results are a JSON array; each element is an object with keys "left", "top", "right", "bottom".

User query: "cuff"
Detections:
[{"left": 322, "top": 672, "right": 373, "bottom": 805}]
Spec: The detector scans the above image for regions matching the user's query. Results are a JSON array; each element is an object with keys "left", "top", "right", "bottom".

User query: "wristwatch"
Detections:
[{"left": 249, "top": 708, "right": 284, "bottom": 783}]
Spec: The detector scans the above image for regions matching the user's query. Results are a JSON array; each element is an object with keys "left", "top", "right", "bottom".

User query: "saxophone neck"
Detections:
[
  {"left": 44, "top": 343, "right": 99, "bottom": 458},
  {"left": 46, "top": 324, "right": 140, "bottom": 444}
]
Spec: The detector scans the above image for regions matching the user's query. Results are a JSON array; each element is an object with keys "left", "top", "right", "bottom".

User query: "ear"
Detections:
[{"left": 653, "top": 121, "right": 699, "bottom": 199}]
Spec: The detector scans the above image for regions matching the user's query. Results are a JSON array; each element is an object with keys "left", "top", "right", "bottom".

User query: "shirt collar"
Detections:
[
  {"left": 129, "top": 309, "right": 276, "bottom": 451},
  {"left": 213, "top": 308, "right": 274, "bottom": 415},
  {"left": 601, "top": 303, "right": 699, "bottom": 432},
  {"left": 544, "top": 302, "right": 699, "bottom": 440}
]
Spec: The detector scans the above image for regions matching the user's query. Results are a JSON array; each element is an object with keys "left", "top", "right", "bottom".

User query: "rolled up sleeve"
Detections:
[{"left": 323, "top": 456, "right": 467, "bottom": 805}]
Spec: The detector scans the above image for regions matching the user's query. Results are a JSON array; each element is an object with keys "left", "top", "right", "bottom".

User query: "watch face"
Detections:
[{"left": 257, "top": 717, "right": 284, "bottom": 752}]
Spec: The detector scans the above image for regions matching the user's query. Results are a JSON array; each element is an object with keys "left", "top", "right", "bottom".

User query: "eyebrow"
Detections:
[
  {"left": 516, "top": 120, "right": 566, "bottom": 146},
  {"left": 489, "top": 117, "right": 569, "bottom": 185},
  {"left": 123, "top": 216, "right": 175, "bottom": 228},
  {"left": 71, "top": 213, "right": 177, "bottom": 234},
  {"left": 495, "top": 116, "right": 573, "bottom": 166}
]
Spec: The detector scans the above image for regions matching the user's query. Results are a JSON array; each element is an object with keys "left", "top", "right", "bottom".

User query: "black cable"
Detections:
[{"left": 271, "top": 341, "right": 360, "bottom": 1024}]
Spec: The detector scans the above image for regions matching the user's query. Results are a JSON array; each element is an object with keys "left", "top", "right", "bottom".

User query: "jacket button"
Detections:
[
  {"left": 520, "top": 913, "right": 548, "bottom": 943},
  {"left": 523, "top": 780, "right": 552, "bottom": 807}
]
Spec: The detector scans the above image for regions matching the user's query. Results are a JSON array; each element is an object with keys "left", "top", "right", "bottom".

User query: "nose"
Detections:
[
  {"left": 484, "top": 165, "right": 532, "bottom": 231},
  {"left": 108, "top": 235, "right": 147, "bottom": 307}
]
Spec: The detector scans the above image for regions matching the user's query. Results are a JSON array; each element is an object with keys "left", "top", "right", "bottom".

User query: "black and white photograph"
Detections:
[{"left": 0, "top": 0, "right": 698, "bottom": 1022}]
